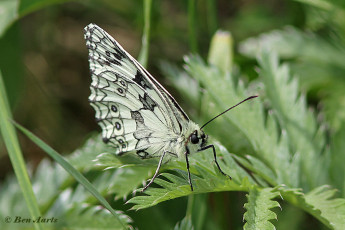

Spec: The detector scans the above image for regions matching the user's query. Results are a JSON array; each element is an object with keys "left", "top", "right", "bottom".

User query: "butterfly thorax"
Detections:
[{"left": 143, "top": 121, "right": 207, "bottom": 160}]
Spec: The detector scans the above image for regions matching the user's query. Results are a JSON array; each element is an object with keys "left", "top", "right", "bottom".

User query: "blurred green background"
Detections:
[{"left": 1, "top": 0, "right": 345, "bottom": 229}]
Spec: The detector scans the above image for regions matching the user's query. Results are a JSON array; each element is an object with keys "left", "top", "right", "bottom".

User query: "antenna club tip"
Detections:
[{"left": 245, "top": 95, "right": 259, "bottom": 101}]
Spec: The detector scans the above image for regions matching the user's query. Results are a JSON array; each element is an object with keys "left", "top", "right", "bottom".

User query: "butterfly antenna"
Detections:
[{"left": 200, "top": 95, "right": 258, "bottom": 129}]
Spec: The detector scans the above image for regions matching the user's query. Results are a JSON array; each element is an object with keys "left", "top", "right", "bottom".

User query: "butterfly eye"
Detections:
[{"left": 190, "top": 133, "right": 199, "bottom": 144}]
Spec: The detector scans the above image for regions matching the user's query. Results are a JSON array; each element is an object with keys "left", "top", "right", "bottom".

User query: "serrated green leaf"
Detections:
[
  {"left": 243, "top": 187, "right": 280, "bottom": 230},
  {"left": 239, "top": 26, "right": 345, "bottom": 133},
  {"left": 182, "top": 54, "right": 299, "bottom": 189},
  {"left": 304, "top": 186, "right": 345, "bottom": 230},
  {"left": 127, "top": 144, "right": 253, "bottom": 210},
  {"left": 159, "top": 49, "right": 343, "bottom": 229},
  {"left": 280, "top": 186, "right": 345, "bottom": 230},
  {"left": 46, "top": 189, "right": 132, "bottom": 230},
  {"left": 258, "top": 50, "right": 327, "bottom": 190},
  {"left": 109, "top": 167, "right": 151, "bottom": 200}
]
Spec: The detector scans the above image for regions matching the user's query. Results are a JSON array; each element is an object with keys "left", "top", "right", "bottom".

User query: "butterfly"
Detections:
[{"left": 84, "top": 23, "right": 257, "bottom": 191}]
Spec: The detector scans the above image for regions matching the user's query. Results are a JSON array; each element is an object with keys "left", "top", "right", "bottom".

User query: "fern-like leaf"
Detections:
[
  {"left": 47, "top": 189, "right": 132, "bottom": 229},
  {"left": 239, "top": 26, "right": 345, "bottom": 134},
  {"left": 126, "top": 141, "right": 255, "bottom": 210},
  {"left": 304, "top": 186, "right": 345, "bottom": 230},
  {"left": 257, "top": 50, "right": 328, "bottom": 190},
  {"left": 182, "top": 55, "right": 296, "bottom": 188},
  {"left": 280, "top": 186, "right": 345, "bottom": 230},
  {"left": 243, "top": 187, "right": 281, "bottom": 230}
]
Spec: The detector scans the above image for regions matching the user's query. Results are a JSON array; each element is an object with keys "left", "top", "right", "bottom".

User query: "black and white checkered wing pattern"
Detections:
[{"left": 84, "top": 24, "right": 189, "bottom": 158}]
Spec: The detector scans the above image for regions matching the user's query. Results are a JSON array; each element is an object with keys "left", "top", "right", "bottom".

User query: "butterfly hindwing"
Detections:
[{"left": 84, "top": 23, "right": 189, "bottom": 157}]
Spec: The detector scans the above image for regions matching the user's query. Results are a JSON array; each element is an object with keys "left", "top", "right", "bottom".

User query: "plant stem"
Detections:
[
  {"left": 186, "top": 194, "right": 195, "bottom": 218},
  {"left": 206, "top": 0, "right": 218, "bottom": 36},
  {"left": 188, "top": 0, "right": 198, "bottom": 53},
  {"left": 138, "top": 0, "right": 152, "bottom": 68}
]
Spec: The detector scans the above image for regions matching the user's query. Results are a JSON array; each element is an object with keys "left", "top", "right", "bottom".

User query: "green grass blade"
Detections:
[
  {"left": 0, "top": 70, "right": 43, "bottom": 230},
  {"left": 13, "top": 122, "right": 128, "bottom": 229},
  {"left": 138, "top": 0, "right": 152, "bottom": 68}
]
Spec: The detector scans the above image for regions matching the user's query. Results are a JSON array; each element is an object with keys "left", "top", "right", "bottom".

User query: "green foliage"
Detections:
[
  {"left": 278, "top": 186, "right": 345, "bottom": 230},
  {"left": 129, "top": 49, "right": 344, "bottom": 228},
  {"left": 239, "top": 26, "right": 345, "bottom": 133},
  {"left": 3, "top": 37, "right": 345, "bottom": 229},
  {"left": 330, "top": 123, "right": 345, "bottom": 198},
  {"left": 258, "top": 51, "right": 328, "bottom": 190},
  {"left": 47, "top": 192, "right": 132, "bottom": 229},
  {"left": 1, "top": 0, "right": 345, "bottom": 229},
  {"left": 174, "top": 216, "right": 194, "bottom": 230},
  {"left": 157, "top": 49, "right": 345, "bottom": 229},
  {"left": 304, "top": 186, "right": 345, "bottom": 230},
  {"left": 126, "top": 143, "right": 253, "bottom": 210},
  {"left": 0, "top": 134, "right": 133, "bottom": 230},
  {"left": 243, "top": 187, "right": 280, "bottom": 230},
  {"left": 14, "top": 122, "right": 129, "bottom": 229}
]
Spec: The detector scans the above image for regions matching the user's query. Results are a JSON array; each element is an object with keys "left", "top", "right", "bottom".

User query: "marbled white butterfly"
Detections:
[{"left": 84, "top": 23, "right": 257, "bottom": 191}]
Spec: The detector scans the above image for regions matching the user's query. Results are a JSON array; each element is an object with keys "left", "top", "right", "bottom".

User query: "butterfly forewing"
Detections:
[{"left": 84, "top": 23, "right": 190, "bottom": 157}]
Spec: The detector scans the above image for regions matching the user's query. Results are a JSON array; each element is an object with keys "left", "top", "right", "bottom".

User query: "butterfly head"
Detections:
[{"left": 189, "top": 130, "right": 208, "bottom": 149}]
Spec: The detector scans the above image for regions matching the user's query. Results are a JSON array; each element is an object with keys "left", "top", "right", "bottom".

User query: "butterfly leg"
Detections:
[
  {"left": 184, "top": 147, "right": 194, "bottom": 191},
  {"left": 142, "top": 151, "right": 167, "bottom": 192},
  {"left": 199, "top": 144, "right": 232, "bottom": 180}
]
